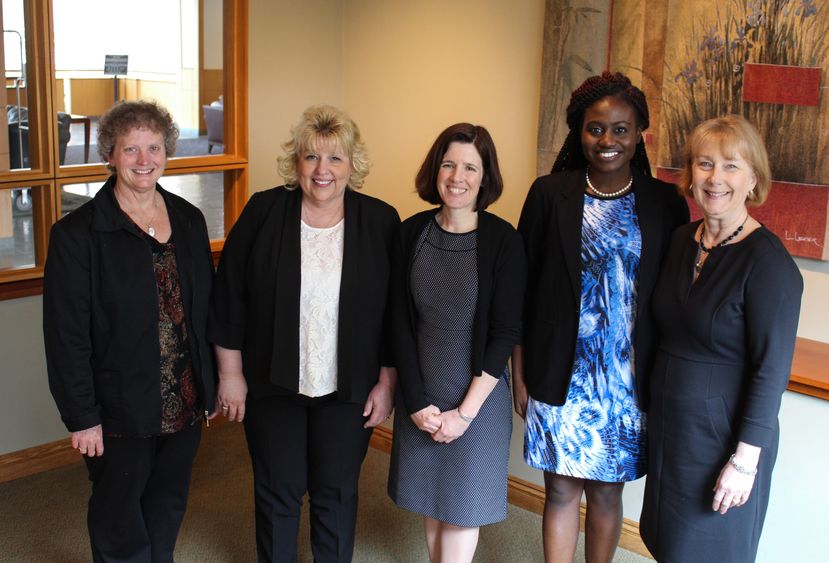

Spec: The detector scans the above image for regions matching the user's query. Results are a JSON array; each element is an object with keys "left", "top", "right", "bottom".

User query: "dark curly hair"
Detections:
[{"left": 550, "top": 71, "right": 652, "bottom": 176}]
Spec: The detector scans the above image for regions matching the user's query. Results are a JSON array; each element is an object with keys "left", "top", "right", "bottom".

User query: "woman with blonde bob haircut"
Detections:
[
  {"left": 210, "top": 104, "right": 400, "bottom": 562},
  {"left": 677, "top": 114, "right": 772, "bottom": 205},
  {"left": 640, "top": 114, "right": 802, "bottom": 562}
]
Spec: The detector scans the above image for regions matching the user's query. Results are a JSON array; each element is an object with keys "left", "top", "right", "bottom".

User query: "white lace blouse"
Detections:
[{"left": 298, "top": 218, "right": 344, "bottom": 397}]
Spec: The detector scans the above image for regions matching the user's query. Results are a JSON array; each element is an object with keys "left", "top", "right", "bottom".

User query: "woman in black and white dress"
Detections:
[{"left": 388, "top": 123, "right": 526, "bottom": 563}]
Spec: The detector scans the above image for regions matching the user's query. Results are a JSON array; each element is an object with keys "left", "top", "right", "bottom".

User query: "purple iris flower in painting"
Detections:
[{"left": 675, "top": 61, "right": 703, "bottom": 86}]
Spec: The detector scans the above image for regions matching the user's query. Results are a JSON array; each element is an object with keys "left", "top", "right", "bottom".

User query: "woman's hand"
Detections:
[
  {"left": 363, "top": 367, "right": 397, "bottom": 428},
  {"left": 411, "top": 405, "right": 442, "bottom": 433},
  {"left": 72, "top": 424, "right": 104, "bottom": 457},
  {"left": 431, "top": 409, "right": 470, "bottom": 443},
  {"left": 512, "top": 345, "right": 528, "bottom": 418},
  {"left": 712, "top": 463, "right": 756, "bottom": 514},
  {"left": 513, "top": 377, "right": 529, "bottom": 419},
  {"left": 216, "top": 372, "right": 248, "bottom": 422},
  {"left": 214, "top": 345, "right": 247, "bottom": 422},
  {"left": 712, "top": 443, "right": 760, "bottom": 514}
]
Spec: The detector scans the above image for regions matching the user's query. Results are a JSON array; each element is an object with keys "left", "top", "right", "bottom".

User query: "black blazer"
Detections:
[
  {"left": 518, "top": 168, "right": 689, "bottom": 408},
  {"left": 43, "top": 177, "right": 217, "bottom": 435},
  {"left": 209, "top": 186, "right": 400, "bottom": 404},
  {"left": 394, "top": 209, "right": 527, "bottom": 415}
]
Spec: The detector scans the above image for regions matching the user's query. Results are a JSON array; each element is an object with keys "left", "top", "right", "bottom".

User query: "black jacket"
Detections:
[
  {"left": 394, "top": 209, "right": 527, "bottom": 415},
  {"left": 208, "top": 187, "right": 400, "bottom": 403},
  {"left": 518, "top": 168, "right": 689, "bottom": 408},
  {"left": 43, "top": 177, "right": 217, "bottom": 435}
]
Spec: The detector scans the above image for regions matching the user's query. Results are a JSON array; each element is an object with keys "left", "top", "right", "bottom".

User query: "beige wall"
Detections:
[
  {"left": 248, "top": 0, "right": 344, "bottom": 193},
  {"left": 342, "top": 0, "right": 545, "bottom": 224}
]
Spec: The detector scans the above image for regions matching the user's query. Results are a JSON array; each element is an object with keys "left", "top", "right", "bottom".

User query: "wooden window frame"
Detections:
[{"left": 0, "top": 0, "right": 248, "bottom": 299}]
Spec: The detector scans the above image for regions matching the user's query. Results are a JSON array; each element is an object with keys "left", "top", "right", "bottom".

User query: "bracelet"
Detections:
[
  {"left": 457, "top": 407, "right": 474, "bottom": 424},
  {"left": 729, "top": 454, "right": 758, "bottom": 476}
]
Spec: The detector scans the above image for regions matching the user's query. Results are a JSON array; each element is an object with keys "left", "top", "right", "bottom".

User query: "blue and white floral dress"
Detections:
[{"left": 524, "top": 192, "right": 646, "bottom": 482}]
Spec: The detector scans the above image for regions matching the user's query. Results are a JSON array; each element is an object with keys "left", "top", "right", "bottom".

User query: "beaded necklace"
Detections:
[{"left": 694, "top": 214, "right": 749, "bottom": 273}]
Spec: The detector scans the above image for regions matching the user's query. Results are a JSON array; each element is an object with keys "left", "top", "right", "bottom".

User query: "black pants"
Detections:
[
  {"left": 244, "top": 394, "right": 373, "bottom": 563},
  {"left": 83, "top": 423, "right": 202, "bottom": 563}
]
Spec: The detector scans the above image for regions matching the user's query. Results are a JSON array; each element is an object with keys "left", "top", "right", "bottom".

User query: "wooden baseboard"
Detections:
[
  {"left": 369, "top": 424, "right": 394, "bottom": 453},
  {"left": 0, "top": 417, "right": 232, "bottom": 485},
  {"left": 370, "top": 425, "right": 652, "bottom": 559},
  {"left": 0, "top": 437, "right": 81, "bottom": 484}
]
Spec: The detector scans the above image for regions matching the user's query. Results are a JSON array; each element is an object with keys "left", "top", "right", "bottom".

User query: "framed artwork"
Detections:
[{"left": 539, "top": 0, "right": 829, "bottom": 259}]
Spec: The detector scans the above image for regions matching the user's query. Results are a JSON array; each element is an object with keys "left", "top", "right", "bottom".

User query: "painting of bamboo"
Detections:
[{"left": 536, "top": 0, "right": 610, "bottom": 176}]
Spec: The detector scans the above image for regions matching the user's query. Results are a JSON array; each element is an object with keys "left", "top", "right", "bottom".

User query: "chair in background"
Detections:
[
  {"left": 202, "top": 103, "right": 224, "bottom": 153},
  {"left": 7, "top": 106, "right": 72, "bottom": 168}
]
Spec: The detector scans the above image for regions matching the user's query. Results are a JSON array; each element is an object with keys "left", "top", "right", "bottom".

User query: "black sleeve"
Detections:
[
  {"left": 391, "top": 220, "right": 430, "bottom": 415},
  {"left": 379, "top": 207, "right": 401, "bottom": 368},
  {"left": 208, "top": 192, "right": 265, "bottom": 350},
  {"left": 738, "top": 249, "right": 803, "bottom": 447},
  {"left": 517, "top": 178, "right": 549, "bottom": 338},
  {"left": 43, "top": 219, "right": 101, "bottom": 432},
  {"left": 672, "top": 189, "right": 691, "bottom": 229},
  {"left": 481, "top": 226, "right": 527, "bottom": 377}
]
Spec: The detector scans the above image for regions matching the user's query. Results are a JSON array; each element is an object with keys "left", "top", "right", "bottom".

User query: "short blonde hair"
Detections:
[
  {"left": 277, "top": 104, "right": 370, "bottom": 189},
  {"left": 678, "top": 114, "right": 771, "bottom": 206}
]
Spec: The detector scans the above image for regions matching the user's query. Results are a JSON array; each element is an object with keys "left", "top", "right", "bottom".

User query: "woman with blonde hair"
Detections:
[
  {"left": 210, "top": 104, "right": 400, "bottom": 562},
  {"left": 640, "top": 114, "right": 802, "bottom": 562}
]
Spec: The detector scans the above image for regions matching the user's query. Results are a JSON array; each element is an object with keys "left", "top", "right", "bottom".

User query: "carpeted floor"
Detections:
[{"left": 0, "top": 423, "right": 651, "bottom": 562}]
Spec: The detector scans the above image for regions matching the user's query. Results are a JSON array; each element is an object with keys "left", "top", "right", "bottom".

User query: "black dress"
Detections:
[{"left": 640, "top": 222, "right": 802, "bottom": 562}]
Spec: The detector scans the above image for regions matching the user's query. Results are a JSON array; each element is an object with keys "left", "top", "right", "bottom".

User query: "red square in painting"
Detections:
[{"left": 743, "top": 63, "right": 821, "bottom": 106}]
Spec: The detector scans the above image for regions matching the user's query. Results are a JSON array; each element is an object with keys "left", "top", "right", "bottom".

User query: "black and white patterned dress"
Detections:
[{"left": 388, "top": 218, "right": 512, "bottom": 527}]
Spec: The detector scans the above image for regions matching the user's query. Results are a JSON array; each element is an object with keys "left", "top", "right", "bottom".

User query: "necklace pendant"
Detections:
[{"left": 147, "top": 225, "right": 156, "bottom": 237}]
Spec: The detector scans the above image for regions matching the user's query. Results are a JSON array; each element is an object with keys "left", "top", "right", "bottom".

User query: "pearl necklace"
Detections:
[
  {"left": 585, "top": 168, "right": 633, "bottom": 198},
  {"left": 694, "top": 214, "right": 749, "bottom": 273}
]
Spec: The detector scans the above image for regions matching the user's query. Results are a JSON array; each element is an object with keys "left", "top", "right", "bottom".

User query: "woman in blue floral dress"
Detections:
[{"left": 514, "top": 72, "right": 688, "bottom": 562}]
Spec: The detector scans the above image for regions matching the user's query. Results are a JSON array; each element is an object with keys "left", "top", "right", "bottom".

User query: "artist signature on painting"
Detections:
[{"left": 784, "top": 231, "right": 822, "bottom": 247}]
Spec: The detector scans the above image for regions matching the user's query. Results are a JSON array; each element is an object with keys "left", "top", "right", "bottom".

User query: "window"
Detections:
[{"left": 0, "top": 0, "right": 248, "bottom": 297}]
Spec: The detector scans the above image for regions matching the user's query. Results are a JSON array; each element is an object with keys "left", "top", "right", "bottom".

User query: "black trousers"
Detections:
[
  {"left": 243, "top": 394, "right": 373, "bottom": 563},
  {"left": 83, "top": 423, "right": 202, "bottom": 563}
]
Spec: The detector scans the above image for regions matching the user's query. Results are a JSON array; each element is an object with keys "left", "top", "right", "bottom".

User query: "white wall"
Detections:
[
  {"left": 792, "top": 257, "right": 829, "bottom": 341},
  {"left": 0, "top": 296, "right": 65, "bottom": 454}
]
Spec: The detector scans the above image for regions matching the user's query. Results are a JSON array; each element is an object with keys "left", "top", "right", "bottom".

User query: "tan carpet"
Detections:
[{"left": 0, "top": 423, "right": 651, "bottom": 562}]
